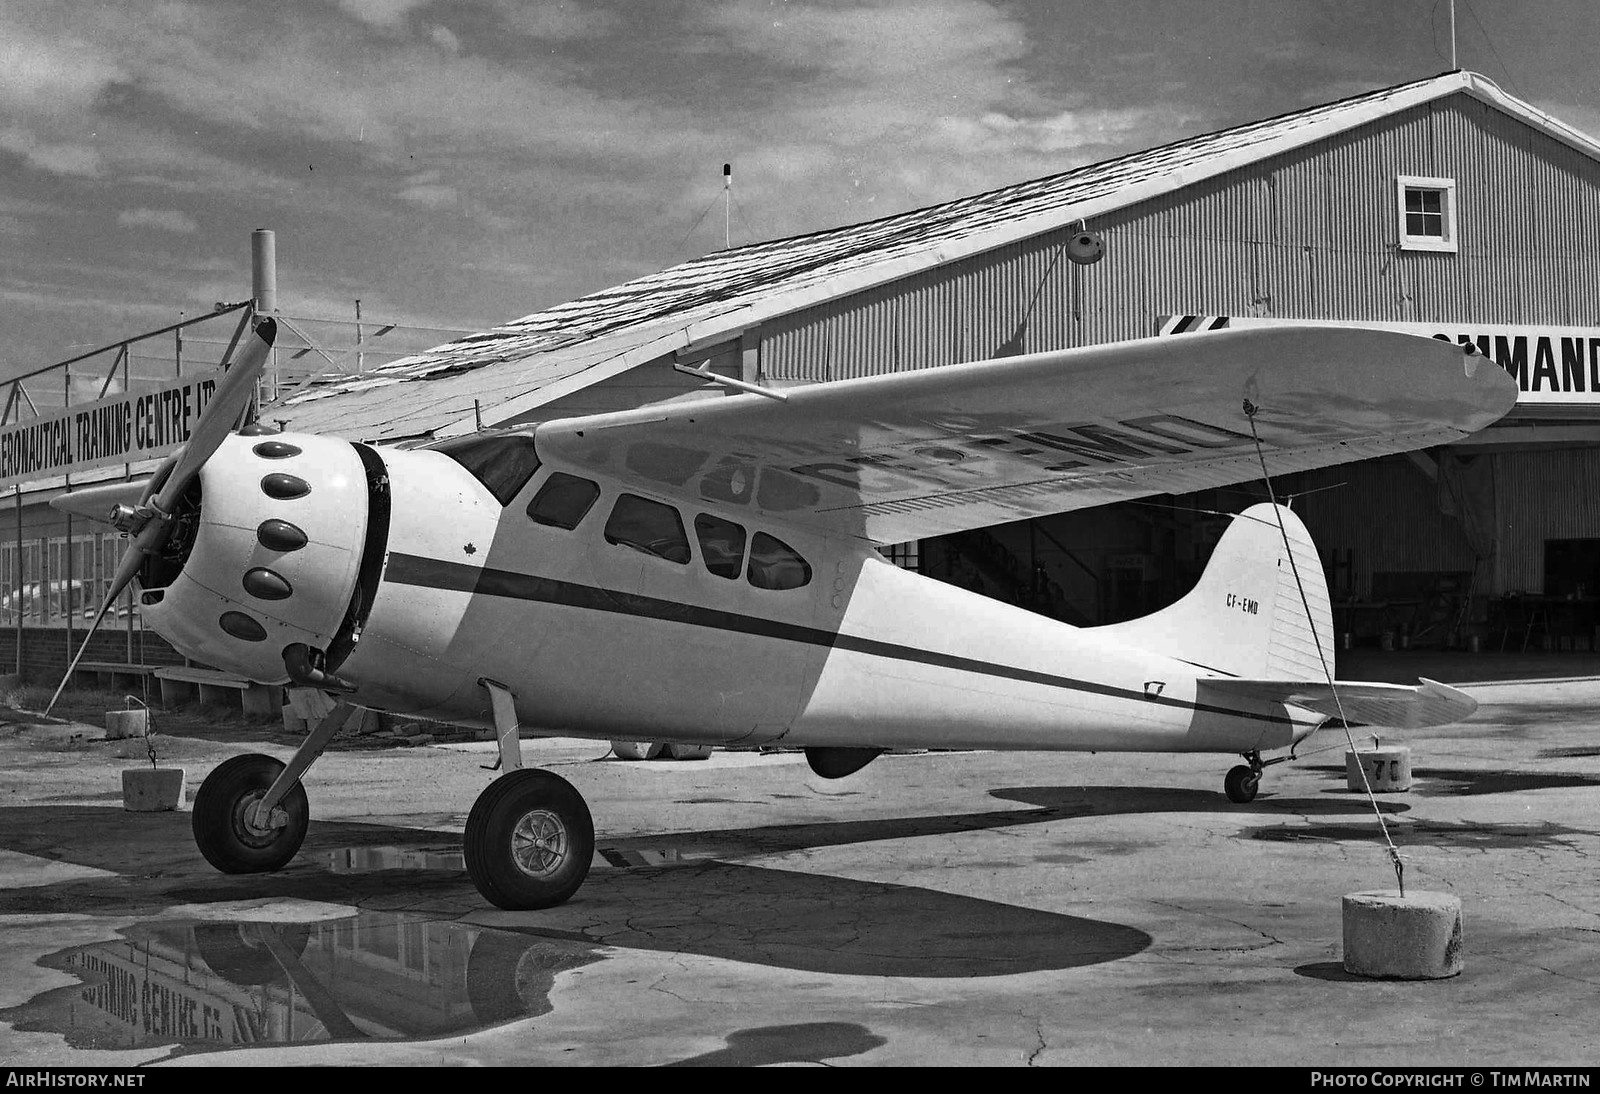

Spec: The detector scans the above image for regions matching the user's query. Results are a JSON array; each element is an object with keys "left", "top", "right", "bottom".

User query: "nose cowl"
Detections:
[{"left": 138, "top": 433, "right": 373, "bottom": 683}]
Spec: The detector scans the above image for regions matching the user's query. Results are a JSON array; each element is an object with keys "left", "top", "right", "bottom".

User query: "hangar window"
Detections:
[
  {"left": 1396, "top": 175, "right": 1458, "bottom": 253},
  {"left": 429, "top": 433, "right": 542, "bottom": 505},
  {"left": 527, "top": 472, "right": 601, "bottom": 530},
  {"left": 694, "top": 513, "right": 747, "bottom": 579},
  {"left": 605, "top": 494, "right": 691, "bottom": 564},
  {"left": 747, "top": 532, "right": 811, "bottom": 591}
]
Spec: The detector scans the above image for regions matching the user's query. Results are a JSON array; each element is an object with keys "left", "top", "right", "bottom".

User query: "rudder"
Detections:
[{"left": 1093, "top": 503, "right": 1334, "bottom": 679}]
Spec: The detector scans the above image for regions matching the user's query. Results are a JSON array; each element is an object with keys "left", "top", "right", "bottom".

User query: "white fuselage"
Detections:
[{"left": 321, "top": 447, "right": 1313, "bottom": 755}]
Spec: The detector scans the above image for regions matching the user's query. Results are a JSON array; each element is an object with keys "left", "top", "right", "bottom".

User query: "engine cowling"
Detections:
[{"left": 138, "top": 432, "right": 386, "bottom": 684}]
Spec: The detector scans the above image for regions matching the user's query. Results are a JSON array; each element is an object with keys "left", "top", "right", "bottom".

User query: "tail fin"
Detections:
[{"left": 1095, "top": 503, "right": 1334, "bottom": 679}]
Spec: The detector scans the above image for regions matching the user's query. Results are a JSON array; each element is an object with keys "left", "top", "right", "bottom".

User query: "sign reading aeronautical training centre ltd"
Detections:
[
  {"left": 1160, "top": 315, "right": 1600, "bottom": 406},
  {"left": 0, "top": 370, "right": 221, "bottom": 491}
]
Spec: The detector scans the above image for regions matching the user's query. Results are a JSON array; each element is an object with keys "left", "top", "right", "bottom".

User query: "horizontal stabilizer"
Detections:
[
  {"left": 48, "top": 480, "right": 148, "bottom": 524},
  {"left": 1202, "top": 677, "right": 1476, "bottom": 729}
]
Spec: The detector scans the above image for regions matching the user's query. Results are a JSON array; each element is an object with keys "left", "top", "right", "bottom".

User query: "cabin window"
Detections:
[
  {"left": 694, "top": 514, "right": 747, "bottom": 579},
  {"left": 605, "top": 494, "right": 691, "bottom": 564},
  {"left": 527, "top": 472, "right": 601, "bottom": 530},
  {"left": 747, "top": 531, "right": 811, "bottom": 590},
  {"left": 1396, "top": 175, "right": 1457, "bottom": 253},
  {"left": 429, "top": 433, "right": 542, "bottom": 505}
]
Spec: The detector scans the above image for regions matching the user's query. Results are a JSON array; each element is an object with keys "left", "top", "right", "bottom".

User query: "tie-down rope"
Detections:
[{"left": 1242, "top": 399, "right": 1405, "bottom": 896}]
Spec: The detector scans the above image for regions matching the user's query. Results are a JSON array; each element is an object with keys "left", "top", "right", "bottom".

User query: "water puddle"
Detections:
[
  {"left": 3, "top": 912, "right": 602, "bottom": 1054},
  {"left": 328, "top": 847, "right": 465, "bottom": 873},
  {"left": 326, "top": 844, "right": 720, "bottom": 874}
]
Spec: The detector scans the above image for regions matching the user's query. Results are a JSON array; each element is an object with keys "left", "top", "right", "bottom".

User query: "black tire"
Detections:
[
  {"left": 1224, "top": 764, "right": 1261, "bottom": 804},
  {"left": 192, "top": 754, "right": 310, "bottom": 873},
  {"left": 463, "top": 769, "right": 594, "bottom": 911}
]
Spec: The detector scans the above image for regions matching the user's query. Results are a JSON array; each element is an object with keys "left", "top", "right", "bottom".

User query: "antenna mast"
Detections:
[
  {"left": 1449, "top": 0, "right": 1458, "bottom": 70},
  {"left": 723, "top": 163, "right": 731, "bottom": 249}
]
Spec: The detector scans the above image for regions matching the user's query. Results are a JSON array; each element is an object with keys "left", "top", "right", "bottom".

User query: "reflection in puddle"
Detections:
[
  {"left": 5, "top": 913, "right": 601, "bottom": 1054},
  {"left": 598, "top": 847, "right": 720, "bottom": 868},
  {"left": 327, "top": 846, "right": 465, "bottom": 873}
]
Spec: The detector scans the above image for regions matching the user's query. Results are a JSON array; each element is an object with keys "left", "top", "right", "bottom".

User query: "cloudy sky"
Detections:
[{"left": 2, "top": 0, "right": 1597, "bottom": 388}]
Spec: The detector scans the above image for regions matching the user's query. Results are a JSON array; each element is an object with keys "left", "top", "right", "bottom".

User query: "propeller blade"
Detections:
[
  {"left": 43, "top": 523, "right": 164, "bottom": 715},
  {"left": 47, "top": 480, "right": 150, "bottom": 524},
  {"left": 149, "top": 316, "right": 276, "bottom": 516},
  {"left": 43, "top": 317, "right": 276, "bottom": 716}
]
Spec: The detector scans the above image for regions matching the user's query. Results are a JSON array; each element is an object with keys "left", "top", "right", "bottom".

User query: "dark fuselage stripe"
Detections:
[{"left": 383, "top": 552, "right": 1295, "bottom": 727}]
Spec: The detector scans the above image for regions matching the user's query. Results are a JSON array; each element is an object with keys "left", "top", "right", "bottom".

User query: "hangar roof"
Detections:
[{"left": 274, "top": 70, "right": 1600, "bottom": 444}]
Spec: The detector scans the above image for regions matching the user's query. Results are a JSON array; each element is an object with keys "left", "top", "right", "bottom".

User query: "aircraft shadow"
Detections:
[
  {"left": 0, "top": 804, "right": 1150, "bottom": 978},
  {"left": 988, "top": 784, "right": 1410, "bottom": 817},
  {"left": 662, "top": 1022, "right": 888, "bottom": 1067}
]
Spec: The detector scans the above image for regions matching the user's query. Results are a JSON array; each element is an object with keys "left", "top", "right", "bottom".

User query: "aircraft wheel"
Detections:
[
  {"left": 1224, "top": 764, "right": 1261, "bottom": 804},
  {"left": 464, "top": 769, "right": 594, "bottom": 910},
  {"left": 192, "top": 754, "right": 309, "bottom": 873}
]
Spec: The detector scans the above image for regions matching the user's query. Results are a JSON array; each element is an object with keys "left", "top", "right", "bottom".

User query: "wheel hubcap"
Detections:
[
  {"left": 232, "top": 791, "right": 283, "bottom": 847},
  {"left": 510, "top": 809, "right": 569, "bottom": 879}
]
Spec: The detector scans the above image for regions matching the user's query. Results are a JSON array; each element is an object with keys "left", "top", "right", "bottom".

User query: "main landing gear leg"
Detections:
[
  {"left": 192, "top": 701, "right": 357, "bottom": 873},
  {"left": 464, "top": 680, "right": 594, "bottom": 911}
]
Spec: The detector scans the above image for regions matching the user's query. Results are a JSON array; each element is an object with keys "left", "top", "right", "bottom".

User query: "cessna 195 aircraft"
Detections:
[{"left": 50, "top": 317, "right": 1516, "bottom": 910}]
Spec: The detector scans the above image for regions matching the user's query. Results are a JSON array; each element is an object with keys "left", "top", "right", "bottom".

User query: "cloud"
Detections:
[
  {"left": 117, "top": 208, "right": 200, "bottom": 233},
  {"left": 0, "top": 0, "right": 1257, "bottom": 378},
  {"left": 429, "top": 25, "right": 461, "bottom": 53},
  {"left": 494, "top": 1, "right": 619, "bottom": 40},
  {"left": 0, "top": 30, "right": 129, "bottom": 113},
  {"left": 0, "top": 128, "right": 103, "bottom": 177},
  {"left": 397, "top": 182, "right": 459, "bottom": 208},
  {"left": 336, "top": 0, "right": 432, "bottom": 29}
]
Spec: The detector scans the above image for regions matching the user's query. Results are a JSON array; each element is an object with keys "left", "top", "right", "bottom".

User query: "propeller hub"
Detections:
[{"left": 108, "top": 503, "right": 152, "bottom": 535}]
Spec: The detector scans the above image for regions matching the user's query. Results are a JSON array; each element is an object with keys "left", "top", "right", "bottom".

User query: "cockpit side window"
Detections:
[
  {"left": 605, "top": 494, "right": 691, "bottom": 564},
  {"left": 429, "top": 434, "right": 542, "bottom": 506},
  {"left": 694, "top": 514, "right": 746, "bottom": 579},
  {"left": 527, "top": 472, "right": 601, "bottom": 530},
  {"left": 747, "top": 532, "right": 811, "bottom": 590}
]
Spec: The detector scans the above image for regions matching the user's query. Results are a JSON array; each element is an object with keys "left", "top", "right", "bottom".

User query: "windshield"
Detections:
[{"left": 429, "top": 433, "right": 542, "bottom": 505}]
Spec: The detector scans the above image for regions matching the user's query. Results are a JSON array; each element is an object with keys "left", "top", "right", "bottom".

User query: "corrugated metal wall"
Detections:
[
  {"left": 1293, "top": 458, "right": 1478, "bottom": 596},
  {"left": 758, "top": 93, "right": 1600, "bottom": 606},
  {"left": 1493, "top": 449, "right": 1600, "bottom": 592},
  {"left": 762, "top": 94, "right": 1600, "bottom": 379}
]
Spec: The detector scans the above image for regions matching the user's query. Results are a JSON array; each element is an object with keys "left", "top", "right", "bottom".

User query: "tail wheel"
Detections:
[
  {"left": 1224, "top": 764, "right": 1261, "bottom": 804},
  {"left": 464, "top": 769, "right": 594, "bottom": 911},
  {"left": 192, "top": 754, "right": 309, "bottom": 873}
]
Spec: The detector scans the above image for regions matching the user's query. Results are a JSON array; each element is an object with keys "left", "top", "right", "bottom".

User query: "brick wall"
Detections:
[{"left": 0, "top": 626, "right": 186, "bottom": 683}]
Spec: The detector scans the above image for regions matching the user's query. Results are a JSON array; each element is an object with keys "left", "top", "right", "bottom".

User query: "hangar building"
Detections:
[{"left": 7, "top": 68, "right": 1600, "bottom": 679}]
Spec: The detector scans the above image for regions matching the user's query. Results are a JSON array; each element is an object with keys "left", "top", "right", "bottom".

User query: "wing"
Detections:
[
  {"left": 533, "top": 326, "right": 1517, "bottom": 544},
  {"left": 1201, "top": 677, "right": 1477, "bottom": 729}
]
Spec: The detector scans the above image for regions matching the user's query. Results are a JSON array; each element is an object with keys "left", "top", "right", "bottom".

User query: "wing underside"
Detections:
[{"left": 533, "top": 326, "right": 1518, "bottom": 544}]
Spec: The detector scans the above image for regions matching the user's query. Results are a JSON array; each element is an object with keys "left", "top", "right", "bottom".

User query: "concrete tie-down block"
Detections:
[
  {"left": 122, "top": 768, "right": 187, "bottom": 812},
  {"left": 1342, "top": 889, "right": 1464, "bottom": 979},
  {"left": 1345, "top": 746, "right": 1412, "bottom": 792},
  {"left": 105, "top": 709, "right": 149, "bottom": 741}
]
